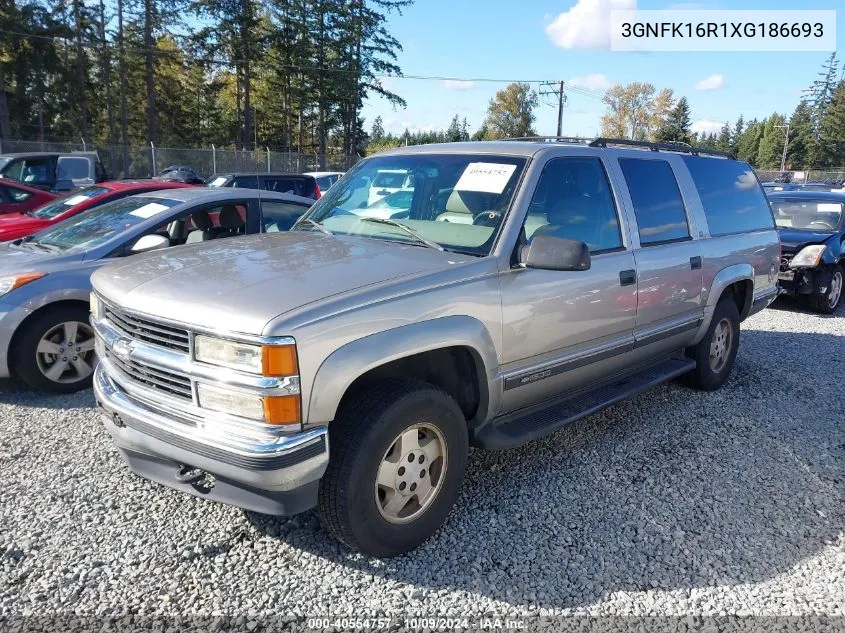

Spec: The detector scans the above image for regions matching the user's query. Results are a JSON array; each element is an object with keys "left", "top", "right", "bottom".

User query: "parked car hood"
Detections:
[
  {"left": 91, "top": 232, "right": 473, "bottom": 335},
  {"left": 0, "top": 213, "right": 49, "bottom": 241},
  {"left": 777, "top": 227, "right": 836, "bottom": 252},
  {"left": 0, "top": 242, "right": 85, "bottom": 273}
]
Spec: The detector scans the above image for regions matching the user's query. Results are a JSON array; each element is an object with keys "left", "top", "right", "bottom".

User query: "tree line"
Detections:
[{"left": 0, "top": 0, "right": 411, "bottom": 169}]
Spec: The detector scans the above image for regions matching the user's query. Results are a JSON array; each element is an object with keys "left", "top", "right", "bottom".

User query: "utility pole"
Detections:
[
  {"left": 776, "top": 123, "right": 790, "bottom": 173},
  {"left": 539, "top": 81, "right": 566, "bottom": 136}
]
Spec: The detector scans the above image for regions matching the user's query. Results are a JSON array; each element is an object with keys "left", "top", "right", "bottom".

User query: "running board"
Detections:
[{"left": 473, "top": 356, "right": 696, "bottom": 450}]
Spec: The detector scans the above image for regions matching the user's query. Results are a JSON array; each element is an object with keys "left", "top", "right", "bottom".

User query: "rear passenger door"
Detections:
[{"left": 617, "top": 157, "right": 703, "bottom": 350}]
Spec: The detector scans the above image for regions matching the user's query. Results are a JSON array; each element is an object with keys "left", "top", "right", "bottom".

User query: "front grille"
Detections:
[
  {"left": 104, "top": 305, "right": 190, "bottom": 353},
  {"left": 104, "top": 348, "right": 193, "bottom": 401},
  {"left": 780, "top": 252, "right": 795, "bottom": 272}
]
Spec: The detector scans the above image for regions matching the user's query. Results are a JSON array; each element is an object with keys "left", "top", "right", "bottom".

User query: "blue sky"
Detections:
[{"left": 360, "top": 0, "right": 843, "bottom": 139}]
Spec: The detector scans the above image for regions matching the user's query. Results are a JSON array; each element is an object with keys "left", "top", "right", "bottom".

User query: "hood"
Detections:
[
  {"left": 91, "top": 232, "right": 472, "bottom": 334},
  {"left": 0, "top": 213, "right": 49, "bottom": 241},
  {"left": 0, "top": 242, "right": 84, "bottom": 274},
  {"left": 777, "top": 227, "right": 836, "bottom": 252}
]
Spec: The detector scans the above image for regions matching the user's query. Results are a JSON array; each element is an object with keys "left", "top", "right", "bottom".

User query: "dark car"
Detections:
[
  {"left": 769, "top": 190, "right": 845, "bottom": 313},
  {"left": 0, "top": 152, "right": 107, "bottom": 191},
  {"left": 156, "top": 165, "right": 205, "bottom": 184},
  {"left": 207, "top": 172, "right": 321, "bottom": 199},
  {"left": 0, "top": 179, "right": 59, "bottom": 215}
]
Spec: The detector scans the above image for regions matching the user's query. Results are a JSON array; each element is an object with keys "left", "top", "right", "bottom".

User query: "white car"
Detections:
[
  {"left": 367, "top": 169, "right": 412, "bottom": 206},
  {"left": 303, "top": 171, "right": 344, "bottom": 192}
]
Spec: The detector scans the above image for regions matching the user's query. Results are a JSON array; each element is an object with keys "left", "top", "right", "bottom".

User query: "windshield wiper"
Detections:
[
  {"left": 294, "top": 218, "right": 333, "bottom": 235},
  {"left": 357, "top": 217, "right": 444, "bottom": 251},
  {"left": 26, "top": 241, "right": 60, "bottom": 253}
]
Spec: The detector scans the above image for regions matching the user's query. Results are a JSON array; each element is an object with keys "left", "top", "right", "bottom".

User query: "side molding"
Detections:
[{"left": 306, "top": 315, "right": 500, "bottom": 425}]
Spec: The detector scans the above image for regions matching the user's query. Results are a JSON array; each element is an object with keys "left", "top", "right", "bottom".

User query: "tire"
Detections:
[
  {"left": 685, "top": 296, "right": 740, "bottom": 392},
  {"left": 809, "top": 265, "right": 843, "bottom": 314},
  {"left": 317, "top": 378, "right": 468, "bottom": 557},
  {"left": 13, "top": 305, "right": 97, "bottom": 393}
]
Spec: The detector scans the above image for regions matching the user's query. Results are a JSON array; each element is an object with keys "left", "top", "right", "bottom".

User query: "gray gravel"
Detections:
[{"left": 1, "top": 298, "right": 843, "bottom": 628}]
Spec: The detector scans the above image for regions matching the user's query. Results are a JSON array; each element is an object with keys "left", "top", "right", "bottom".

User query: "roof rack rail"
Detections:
[
  {"left": 588, "top": 137, "right": 735, "bottom": 159},
  {"left": 501, "top": 136, "right": 591, "bottom": 144}
]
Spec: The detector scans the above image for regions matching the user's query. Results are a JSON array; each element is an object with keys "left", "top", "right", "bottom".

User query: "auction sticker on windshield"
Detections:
[
  {"left": 129, "top": 202, "right": 171, "bottom": 218},
  {"left": 454, "top": 162, "right": 517, "bottom": 194},
  {"left": 63, "top": 194, "right": 90, "bottom": 206}
]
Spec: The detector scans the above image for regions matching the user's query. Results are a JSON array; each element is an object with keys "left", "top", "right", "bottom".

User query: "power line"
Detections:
[{"left": 539, "top": 80, "right": 567, "bottom": 136}]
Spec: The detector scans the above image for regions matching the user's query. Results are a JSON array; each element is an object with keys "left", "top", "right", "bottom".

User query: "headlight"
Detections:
[
  {"left": 789, "top": 245, "right": 826, "bottom": 268},
  {"left": 90, "top": 292, "right": 103, "bottom": 321},
  {"left": 0, "top": 273, "right": 45, "bottom": 298},
  {"left": 196, "top": 383, "right": 300, "bottom": 425},
  {"left": 194, "top": 335, "right": 298, "bottom": 377}
]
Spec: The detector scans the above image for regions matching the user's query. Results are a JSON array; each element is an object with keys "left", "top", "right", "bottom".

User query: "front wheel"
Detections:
[
  {"left": 809, "top": 265, "right": 843, "bottom": 314},
  {"left": 317, "top": 379, "right": 468, "bottom": 557},
  {"left": 13, "top": 306, "right": 97, "bottom": 393},
  {"left": 685, "top": 296, "right": 740, "bottom": 391}
]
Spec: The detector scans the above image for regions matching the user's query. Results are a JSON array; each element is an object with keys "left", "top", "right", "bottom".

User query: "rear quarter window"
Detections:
[
  {"left": 620, "top": 158, "right": 690, "bottom": 245},
  {"left": 681, "top": 156, "right": 775, "bottom": 236}
]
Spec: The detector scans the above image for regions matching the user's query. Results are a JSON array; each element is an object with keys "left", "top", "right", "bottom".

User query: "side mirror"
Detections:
[
  {"left": 519, "top": 234, "right": 591, "bottom": 271},
  {"left": 53, "top": 180, "right": 74, "bottom": 192},
  {"left": 130, "top": 234, "right": 170, "bottom": 254}
]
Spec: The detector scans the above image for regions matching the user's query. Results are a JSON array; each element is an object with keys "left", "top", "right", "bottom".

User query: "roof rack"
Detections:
[
  {"left": 501, "top": 136, "right": 591, "bottom": 144},
  {"left": 588, "top": 137, "right": 735, "bottom": 159}
]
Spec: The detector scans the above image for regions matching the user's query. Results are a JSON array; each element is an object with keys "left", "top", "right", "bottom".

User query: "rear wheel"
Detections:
[
  {"left": 809, "top": 265, "right": 843, "bottom": 314},
  {"left": 14, "top": 306, "right": 96, "bottom": 393},
  {"left": 317, "top": 379, "right": 468, "bottom": 557},
  {"left": 685, "top": 296, "right": 740, "bottom": 391}
]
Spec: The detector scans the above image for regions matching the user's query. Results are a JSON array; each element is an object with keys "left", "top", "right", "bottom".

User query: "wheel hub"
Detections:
[{"left": 35, "top": 321, "right": 96, "bottom": 385}]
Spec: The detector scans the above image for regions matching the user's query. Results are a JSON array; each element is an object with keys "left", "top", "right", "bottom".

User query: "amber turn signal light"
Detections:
[
  {"left": 262, "top": 344, "right": 298, "bottom": 377},
  {"left": 262, "top": 395, "right": 301, "bottom": 425}
]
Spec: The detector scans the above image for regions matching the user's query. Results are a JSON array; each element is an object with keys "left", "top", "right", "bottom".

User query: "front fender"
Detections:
[{"left": 306, "top": 315, "right": 500, "bottom": 426}]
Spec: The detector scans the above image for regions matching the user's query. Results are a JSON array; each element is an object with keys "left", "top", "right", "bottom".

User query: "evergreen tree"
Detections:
[
  {"left": 756, "top": 114, "right": 787, "bottom": 169},
  {"left": 370, "top": 115, "right": 385, "bottom": 141},
  {"left": 818, "top": 81, "right": 845, "bottom": 167},
  {"left": 736, "top": 119, "right": 763, "bottom": 165},
  {"left": 802, "top": 52, "right": 839, "bottom": 138},
  {"left": 786, "top": 101, "right": 815, "bottom": 168},
  {"left": 715, "top": 123, "right": 732, "bottom": 152},
  {"left": 654, "top": 96, "right": 691, "bottom": 144}
]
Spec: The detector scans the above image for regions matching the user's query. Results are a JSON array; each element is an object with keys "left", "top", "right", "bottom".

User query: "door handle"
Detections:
[
  {"left": 690, "top": 256, "right": 702, "bottom": 270},
  {"left": 619, "top": 269, "right": 636, "bottom": 286}
]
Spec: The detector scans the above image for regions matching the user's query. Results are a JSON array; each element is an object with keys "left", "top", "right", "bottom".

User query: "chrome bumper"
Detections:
[{"left": 94, "top": 365, "right": 329, "bottom": 515}]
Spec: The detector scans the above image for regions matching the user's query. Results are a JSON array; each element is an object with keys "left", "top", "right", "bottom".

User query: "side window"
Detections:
[
  {"left": 57, "top": 157, "right": 92, "bottom": 181},
  {"left": 19, "top": 158, "right": 53, "bottom": 185},
  {"left": 524, "top": 157, "right": 623, "bottom": 253},
  {"left": 681, "top": 156, "right": 775, "bottom": 235},
  {"left": 620, "top": 158, "right": 690, "bottom": 246},
  {"left": 144, "top": 202, "right": 249, "bottom": 249},
  {"left": 233, "top": 176, "right": 259, "bottom": 189},
  {"left": 0, "top": 186, "right": 11, "bottom": 203},
  {"left": 261, "top": 201, "right": 309, "bottom": 232},
  {"left": 7, "top": 186, "right": 33, "bottom": 203}
]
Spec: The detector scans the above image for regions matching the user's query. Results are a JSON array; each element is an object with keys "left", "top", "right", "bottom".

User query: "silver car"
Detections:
[
  {"left": 0, "top": 188, "right": 312, "bottom": 392},
  {"left": 91, "top": 140, "right": 781, "bottom": 556}
]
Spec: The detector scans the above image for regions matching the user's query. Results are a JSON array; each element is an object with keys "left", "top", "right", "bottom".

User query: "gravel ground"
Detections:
[{"left": 1, "top": 298, "right": 843, "bottom": 630}]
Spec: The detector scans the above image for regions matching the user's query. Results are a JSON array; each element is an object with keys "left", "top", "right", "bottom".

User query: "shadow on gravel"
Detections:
[
  {"left": 769, "top": 295, "right": 844, "bottom": 318},
  {"left": 248, "top": 329, "right": 844, "bottom": 610},
  {"left": 0, "top": 378, "right": 96, "bottom": 410}
]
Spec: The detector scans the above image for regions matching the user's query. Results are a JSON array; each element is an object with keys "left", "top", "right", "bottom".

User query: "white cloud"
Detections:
[
  {"left": 691, "top": 119, "right": 726, "bottom": 136},
  {"left": 567, "top": 73, "right": 612, "bottom": 92},
  {"left": 441, "top": 79, "right": 476, "bottom": 91},
  {"left": 694, "top": 74, "right": 726, "bottom": 91},
  {"left": 546, "top": 0, "right": 635, "bottom": 50}
]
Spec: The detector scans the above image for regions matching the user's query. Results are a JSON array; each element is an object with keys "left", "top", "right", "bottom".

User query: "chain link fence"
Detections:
[
  {"left": 0, "top": 138, "right": 359, "bottom": 179},
  {"left": 755, "top": 169, "right": 845, "bottom": 185}
]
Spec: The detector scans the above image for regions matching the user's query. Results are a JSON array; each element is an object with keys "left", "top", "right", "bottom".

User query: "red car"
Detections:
[
  {"left": 0, "top": 179, "right": 196, "bottom": 242},
  {"left": 0, "top": 178, "right": 59, "bottom": 215}
]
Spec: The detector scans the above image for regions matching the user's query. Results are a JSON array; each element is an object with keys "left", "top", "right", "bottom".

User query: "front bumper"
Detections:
[
  {"left": 0, "top": 299, "right": 32, "bottom": 379},
  {"left": 94, "top": 365, "right": 329, "bottom": 516},
  {"left": 778, "top": 266, "right": 830, "bottom": 297}
]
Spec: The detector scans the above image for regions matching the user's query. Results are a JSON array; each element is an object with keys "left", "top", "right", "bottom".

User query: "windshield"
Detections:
[
  {"left": 0, "top": 158, "right": 10, "bottom": 172},
  {"left": 770, "top": 199, "right": 843, "bottom": 230},
  {"left": 24, "top": 196, "right": 180, "bottom": 253},
  {"left": 207, "top": 175, "right": 231, "bottom": 187},
  {"left": 298, "top": 154, "right": 527, "bottom": 255},
  {"left": 29, "top": 186, "right": 111, "bottom": 220}
]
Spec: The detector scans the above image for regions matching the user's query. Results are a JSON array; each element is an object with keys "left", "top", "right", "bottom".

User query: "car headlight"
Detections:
[
  {"left": 0, "top": 273, "right": 46, "bottom": 298},
  {"left": 90, "top": 291, "right": 103, "bottom": 321},
  {"left": 194, "top": 335, "right": 298, "bottom": 377},
  {"left": 789, "top": 245, "right": 827, "bottom": 268},
  {"left": 196, "top": 383, "right": 300, "bottom": 425}
]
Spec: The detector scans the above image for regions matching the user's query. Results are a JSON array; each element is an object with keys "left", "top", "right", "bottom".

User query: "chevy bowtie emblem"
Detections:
[{"left": 112, "top": 339, "right": 132, "bottom": 357}]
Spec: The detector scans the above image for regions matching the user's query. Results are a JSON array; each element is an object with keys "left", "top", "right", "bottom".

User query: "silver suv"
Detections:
[{"left": 91, "top": 139, "right": 780, "bottom": 557}]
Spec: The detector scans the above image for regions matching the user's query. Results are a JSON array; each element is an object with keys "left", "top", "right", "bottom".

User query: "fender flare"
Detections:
[
  {"left": 693, "top": 264, "right": 754, "bottom": 345},
  {"left": 306, "top": 315, "right": 499, "bottom": 426}
]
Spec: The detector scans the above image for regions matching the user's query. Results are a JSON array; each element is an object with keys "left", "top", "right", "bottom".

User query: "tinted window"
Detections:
[
  {"left": 57, "top": 157, "right": 91, "bottom": 180},
  {"left": 0, "top": 185, "right": 33, "bottom": 203},
  {"left": 620, "top": 158, "right": 690, "bottom": 245},
  {"left": 232, "top": 176, "right": 260, "bottom": 189},
  {"left": 7, "top": 158, "right": 52, "bottom": 185},
  {"left": 30, "top": 186, "right": 110, "bottom": 220},
  {"left": 682, "top": 156, "right": 774, "bottom": 235},
  {"left": 264, "top": 177, "right": 312, "bottom": 197},
  {"left": 261, "top": 201, "right": 309, "bottom": 232},
  {"left": 524, "top": 157, "right": 622, "bottom": 253}
]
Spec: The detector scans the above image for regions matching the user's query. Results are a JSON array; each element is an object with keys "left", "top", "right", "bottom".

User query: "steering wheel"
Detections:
[
  {"left": 472, "top": 210, "right": 502, "bottom": 227},
  {"left": 809, "top": 220, "right": 835, "bottom": 230}
]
